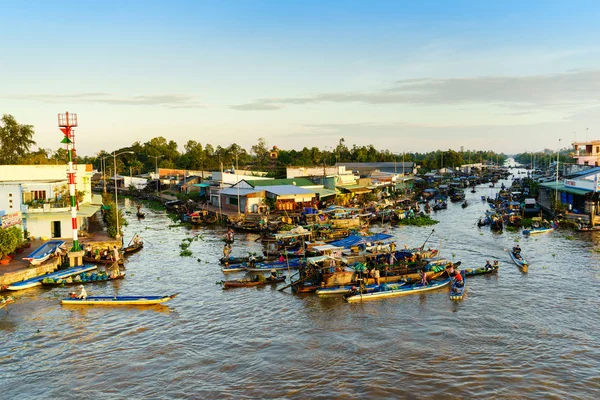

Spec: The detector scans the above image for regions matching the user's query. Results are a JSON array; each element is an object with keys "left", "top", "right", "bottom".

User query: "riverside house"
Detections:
[{"left": 0, "top": 165, "right": 101, "bottom": 239}]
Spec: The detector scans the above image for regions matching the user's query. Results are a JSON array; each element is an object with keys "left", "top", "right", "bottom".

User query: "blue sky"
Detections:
[{"left": 2, "top": 0, "right": 600, "bottom": 156}]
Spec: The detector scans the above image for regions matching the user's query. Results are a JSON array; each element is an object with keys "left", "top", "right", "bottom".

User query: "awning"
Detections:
[
  {"left": 24, "top": 204, "right": 101, "bottom": 219},
  {"left": 336, "top": 185, "right": 372, "bottom": 194},
  {"left": 193, "top": 183, "right": 211, "bottom": 187},
  {"left": 539, "top": 182, "right": 592, "bottom": 196}
]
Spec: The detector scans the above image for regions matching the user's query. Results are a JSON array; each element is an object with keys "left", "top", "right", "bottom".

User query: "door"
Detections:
[{"left": 51, "top": 221, "right": 62, "bottom": 238}]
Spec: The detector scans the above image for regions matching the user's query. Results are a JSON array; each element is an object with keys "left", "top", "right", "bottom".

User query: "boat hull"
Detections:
[
  {"left": 60, "top": 293, "right": 178, "bottom": 305},
  {"left": 345, "top": 278, "right": 451, "bottom": 302},
  {"left": 464, "top": 265, "right": 499, "bottom": 277},
  {"left": 7, "top": 265, "right": 98, "bottom": 291},
  {"left": 509, "top": 251, "right": 528, "bottom": 273},
  {"left": 222, "top": 276, "right": 285, "bottom": 288}
]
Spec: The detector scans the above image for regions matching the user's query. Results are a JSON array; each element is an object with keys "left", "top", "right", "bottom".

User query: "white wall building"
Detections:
[{"left": 0, "top": 165, "right": 100, "bottom": 239}]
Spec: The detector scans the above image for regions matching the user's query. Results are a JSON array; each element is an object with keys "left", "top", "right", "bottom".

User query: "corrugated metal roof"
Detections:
[
  {"left": 219, "top": 188, "right": 263, "bottom": 196},
  {"left": 266, "top": 185, "right": 315, "bottom": 196},
  {"left": 539, "top": 182, "right": 592, "bottom": 195},
  {"left": 245, "top": 178, "right": 315, "bottom": 187}
]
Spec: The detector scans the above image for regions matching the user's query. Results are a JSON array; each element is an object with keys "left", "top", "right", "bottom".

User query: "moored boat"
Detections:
[
  {"left": 6, "top": 264, "right": 98, "bottom": 291},
  {"left": 522, "top": 226, "right": 554, "bottom": 235},
  {"left": 316, "top": 280, "right": 406, "bottom": 297},
  {"left": 82, "top": 256, "right": 125, "bottom": 266},
  {"left": 41, "top": 272, "right": 125, "bottom": 286},
  {"left": 60, "top": 293, "right": 178, "bottom": 305},
  {"left": 344, "top": 278, "right": 451, "bottom": 302},
  {"left": 23, "top": 240, "right": 65, "bottom": 265},
  {"left": 222, "top": 276, "right": 285, "bottom": 288},
  {"left": 244, "top": 258, "right": 305, "bottom": 272}
]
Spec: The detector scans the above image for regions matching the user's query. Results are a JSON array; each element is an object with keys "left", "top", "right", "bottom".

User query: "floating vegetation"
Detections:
[
  {"left": 180, "top": 249, "right": 193, "bottom": 257},
  {"left": 396, "top": 216, "right": 439, "bottom": 226},
  {"left": 551, "top": 253, "right": 556, "bottom": 257},
  {"left": 505, "top": 226, "right": 517, "bottom": 233},
  {"left": 564, "top": 235, "right": 574, "bottom": 240}
]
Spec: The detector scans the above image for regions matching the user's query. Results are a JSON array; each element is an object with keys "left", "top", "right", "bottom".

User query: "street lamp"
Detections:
[
  {"left": 99, "top": 155, "right": 110, "bottom": 193},
  {"left": 555, "top": 139, "right": 561, "bottom": 210},
  {"left": 149, "top": 155, "right": 164, "bottom": 195},
  {"left": 113, "top": 150, "right": 134, "bottom": 240}
]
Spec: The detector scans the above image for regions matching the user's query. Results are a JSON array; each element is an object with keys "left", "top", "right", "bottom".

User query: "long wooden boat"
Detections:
[
  {"left": 509, "top": 250, "right": 528, "bottom": 273},
  {"left": 23, "top": 240, "right": 65, "bottom": 265},
  {"left": 41, "top": 273, "right": 125, "bottom": 286},
  {"left": 123, "top": 242, "right": 143, "bottom": 255},
  {"left": 522, "top": 227, "right": 554, "bottom": 235},
  {"left": 450, "top": 270, "right": 466, "bottom": 300},
  {"left": 60, "top": 293, "right": 178, "bottom": 305},
  {"left": 245, "top": 258, "right": 304, "bottom": 272},
  {"left": 6, "top": 264, "right": 98, "bottom": 291},
  {"left": 464, "top": 264, "right": 499, "bottom": 277},
  {"left": 576, "top": 225, "right": 600, "bottom": 232},
  {"left": 136, "top": 212, "right": 146, "bottom": 218},
  {"left": 222, "top": 276, "right": 285, "bottom": 288},
  {"left": 82, "top": 256, "right": 124, "bottom": 266},
  {"left": 220, "top": 255, "right": 277, "bottom": 265},
  {"left": 316, "top": 280, "right": 406, "bottom": 297},
  {"left": 221, "top": 264, "right": 248, "bottom": 273},
  {"left": 345, "top": 278, "right": 451, "bottom": 302}
]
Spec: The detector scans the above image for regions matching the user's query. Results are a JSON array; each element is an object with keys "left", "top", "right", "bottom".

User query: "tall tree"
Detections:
[{"left": 0, "top": 114, "right": 36, "bottom": 164}]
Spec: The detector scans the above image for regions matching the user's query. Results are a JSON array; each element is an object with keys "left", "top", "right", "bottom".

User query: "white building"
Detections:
[{"left": 0, "top": 165, "right": 101, "bottom": 239}]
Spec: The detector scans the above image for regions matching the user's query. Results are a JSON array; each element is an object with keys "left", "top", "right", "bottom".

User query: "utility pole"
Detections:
[{"left": 555, "top": 139, "right": 561, "bottom": 210}]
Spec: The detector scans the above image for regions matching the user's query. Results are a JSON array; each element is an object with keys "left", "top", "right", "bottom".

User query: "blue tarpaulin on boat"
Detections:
[{"left": 329, "top": 233, "right": 394, "bottom": 248}]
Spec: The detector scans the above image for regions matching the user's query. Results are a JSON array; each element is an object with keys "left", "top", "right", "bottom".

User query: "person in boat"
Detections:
[
  {"left": 372, "top": 268, "right": 380, "bottom": 285},
  {"left": 484, "top": 260, "right": 493, "bottom": 271},
  {"left": 279, "top": 253, "right": 285, "bottom": 263},
  {"left": 133, "top": 234, "right": 142, "bottom": 245},
  {"left": 223, "top": 244, "right": 232, "bottom": 258},
  {"left": 112, "top": 246, "right": 120, "bottom": 263},
  {"left": 420, "top": 271, "right": 428, "bottom": 286},
  {"left": 390, "top": 242, "right": 396, "bottom": 252},
  {"left": 254, "top": 273, "right": 266, "bottom": 283},
  {"left": 269, "top": 269, "right": 278, "bottom": 280},
  {"left": 453, "top": 271, "right": 464, "bottom": 288},
  {"left": 225, "top": 228, "right": 234, "bottom": 244},
  {"left": 248, "top": 255, "right": 257, "bottom": 268},
  {"left": 85, "top": 244, "right": 92, "bottom": 258},
  {"left": 493, "top": 260, "right": 499, "bottom": 267},
  {"left": 446, "top": 262, "right": 455, "bottom": 277},
  {"left": 77, "top": 284, "right": 87, "bottom": 300},
  {"left": 513, "top": 245, "right": 521, "bottom": 255},
  {"left": 102, "top": 249, "right": 109, "bottom": 260}
]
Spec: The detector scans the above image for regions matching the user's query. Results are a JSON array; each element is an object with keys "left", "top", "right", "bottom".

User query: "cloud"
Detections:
[
  {"left": 231, "top": 69, "right": 600, "bottom": 111},
  {"left": 1, "top": 93, "right": 204, "bottom": 108},
  {"left": 230, "top": 101, "right": 284, "bottom": 111}
]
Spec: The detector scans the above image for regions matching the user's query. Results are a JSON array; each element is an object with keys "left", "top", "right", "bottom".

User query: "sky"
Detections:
[{"left": 2, "top": 0, "right": 600, "bottom": 157}]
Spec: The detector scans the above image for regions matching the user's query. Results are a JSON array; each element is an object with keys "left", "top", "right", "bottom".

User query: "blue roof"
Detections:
[
  {"left": 565, "top": 167, "right": 600, "bottom": 178},
  {"left": 329, "top": 233, "right": 394, "bottom": 248}
]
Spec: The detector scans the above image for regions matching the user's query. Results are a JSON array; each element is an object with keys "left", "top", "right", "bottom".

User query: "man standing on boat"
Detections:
[{"left": 109, "top": 246, "right": 121, "bottom": 278}]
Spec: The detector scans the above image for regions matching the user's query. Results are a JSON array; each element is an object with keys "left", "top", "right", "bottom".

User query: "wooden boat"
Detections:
[
  {"left": 464, "top": 264, "right": 499, "bottom": 277},
  {"left": 576, "top": 225, "right": 600, "bottom": 232},
  {"left": 23, "top": 240, "right": 65, "bottom": 265},
  {"left": 221, "top": 264, "right": 249, "bottom": 273},
  {"left": 509, "top": 250, "right": 528, "bottom": 272},
  {"left": 245, "top": 258, "right": 304, "bottom": 272},
  {"left": 222, "top": 276, "right": 285, "bottom": 288},
  {"left": 6, "top": 264, "right": 98, "bottom": 291},
  {"left": 316, "top": 280, "right": 406, "bottom": 297},
  {"left": 82, "top": 256, "right": 124, "bottom": 266},
  {"left": 136, "top": 212, "right": 146, "bottom": 218},
  {"left": 123, "top": 242, "right": 143, "bottom": 255},
  {"left": 41, "top": 273, "right": 125, "bottom": 286},
  {"left": 450, "top": 270, "right": 466, "bottom": 300},
  {"left": 60, "top": 293, "right": 178, "bottom": 305},
  {"left": 461, "top": 201, "right": 468, "bottom": 208},
  {"left": 522, "top": 227, "right": 554, "bottom": 235},
  {"left": 344, "top": 278, "right": 451, "bottom": 302},
  {"left": 220, "top": 255, "right": 277, "bottom": 265}
]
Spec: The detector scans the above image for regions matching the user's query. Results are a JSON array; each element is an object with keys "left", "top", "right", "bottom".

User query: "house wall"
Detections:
[{"left": 0, "top": 183, "right": 22, "bottom": 213}]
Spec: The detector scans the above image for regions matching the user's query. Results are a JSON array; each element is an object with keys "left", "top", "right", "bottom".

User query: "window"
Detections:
[
  {"left": 23, "top": 190, "right": 47, "bottom": 203},
  {"left": 228, "top": 197, "right": 238, "bottom": 206}
]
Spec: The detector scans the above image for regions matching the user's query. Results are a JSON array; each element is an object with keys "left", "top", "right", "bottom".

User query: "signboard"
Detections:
[{"left": 1, "top": 211, "right": 22, "bottom": 229}]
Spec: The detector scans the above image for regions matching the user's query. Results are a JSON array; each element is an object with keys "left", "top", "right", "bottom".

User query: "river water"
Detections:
[{"left": 2, "top": 171, "right": 600, "bottom": 399}]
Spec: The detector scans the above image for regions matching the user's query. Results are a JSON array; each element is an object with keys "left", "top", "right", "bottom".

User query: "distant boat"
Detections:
[
  {"left": 344, "top": 278, "right": 451, "bottom": 302},
  {"left": 22, "top": 240, "right": 65, "bottom": 265}
]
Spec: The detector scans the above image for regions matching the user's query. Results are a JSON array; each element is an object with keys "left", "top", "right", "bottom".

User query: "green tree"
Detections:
[
  {"left": 251, "top": 137, "right": 269, "bottom": 166},
  {"left": 0, "top": 114, "right": 36, "bottom": 164}
]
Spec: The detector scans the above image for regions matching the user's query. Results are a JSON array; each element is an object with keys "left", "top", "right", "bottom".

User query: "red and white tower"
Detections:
[{"left": 58, "top": 112, "right": 80, "bottom": 251}]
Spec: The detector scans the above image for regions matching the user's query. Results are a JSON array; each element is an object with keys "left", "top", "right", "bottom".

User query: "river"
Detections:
[{"left": 2, "top": 171, "right": 600, "bottom": 399}]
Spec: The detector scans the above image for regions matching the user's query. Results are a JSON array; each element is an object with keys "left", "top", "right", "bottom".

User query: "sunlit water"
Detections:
[{"left": 2, "top": 173, "right": 600, "bottom": 399}]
